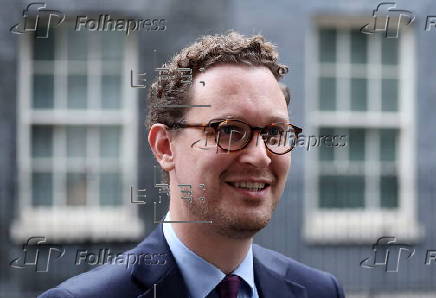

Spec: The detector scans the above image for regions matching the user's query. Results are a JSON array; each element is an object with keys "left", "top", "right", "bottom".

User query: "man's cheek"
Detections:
[
  {"left": 275, "top": 156, "right": 291, "bottom": 175},
  {"left": 276, "top": 163, "right": 290, "bottom": 191}
]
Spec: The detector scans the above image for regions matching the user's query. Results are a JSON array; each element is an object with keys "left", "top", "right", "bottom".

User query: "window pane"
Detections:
[
  {"left": 319, "top": 175, "right": 365, "bottom": 208},
  {"left": 349, "top": 129, "right": 365, "bottom": 161},
  {"left": 66, "top": 173, "right": 87, "bottom": 206},
  {"left": 67, "top": 75, "right": 87, "bottom": 109},
  {"left": 319, "top": 29, "right": 337, "bottom": 62},
  {"left": 382, "top": 37, "right": 398, "bottom": 65},
  {"left": 350, "top": 78, "right": 367, "bottom": 111},
  {"left": 101, "top": 32, "right": 123, "bottom": 61},
  {"left": 100, "top": 173, "right": 121, "bottom": 206},
  {"left": 67, "top": 30, "right": 88, "bottom": 60},
  {"left": 33, "top": 75, "right": 54, "bottom": 109},
  {"left": 319, "top": 77, "right": 336, "bottom": 110},
  {"left": 319, "top": 128, "right": 335, "bottom": 161},
  {"left": 100, "top": 126, "right": 121, "bottom": 158},
  {"left": 33, "top": 28, "right": 55, "bottom": 60},
  {"left": 380, "top": 175, "right": 398, "bottom": 208},
  {"left": 350, "top": 29, "right": 367, "bottom": 64},
  {"left": 101, "top": 75, "right": 121, "bottom": 109},
  {"left": 32, "top": 172, "right": 52, "bottom": 206},
  {"left": 381, "top": 79, "right": 398, "bottom": 111},
  {"left": 380, "top": 129, "right": 397, "bottom": 161},
  {"left": 66, "top": 126, "right": 87, "bottom": 158},
  {"left": 32, "top": 126, "right": 53, "bottom": 157}
]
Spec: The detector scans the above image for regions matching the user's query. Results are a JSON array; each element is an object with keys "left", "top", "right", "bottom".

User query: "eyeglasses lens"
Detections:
[
  {"left": 216, "top": 120, "right": 249, "bottom": 151},
  {"left": 263, "top": 123, "right": 297, "bottom": 154},
  {"left": 214, "top": 120, "right": 298, "bottom": 154}
]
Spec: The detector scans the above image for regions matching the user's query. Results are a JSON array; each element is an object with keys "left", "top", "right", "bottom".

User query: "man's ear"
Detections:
[{"left": 148, "top": 124, "right": 175, "bottom": 172}]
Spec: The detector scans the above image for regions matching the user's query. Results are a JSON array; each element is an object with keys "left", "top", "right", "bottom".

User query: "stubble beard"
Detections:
[{"left": 186, "top": 194, "right": 278, "bottom": 240}]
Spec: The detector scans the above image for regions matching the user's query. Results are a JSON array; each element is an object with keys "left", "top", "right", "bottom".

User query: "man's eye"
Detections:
[
  {"left": 220, "top": 125, "right": 240, "bottom": 135},
  {"left": 267, "top": 127, "right": 283, "bottom": 136}
]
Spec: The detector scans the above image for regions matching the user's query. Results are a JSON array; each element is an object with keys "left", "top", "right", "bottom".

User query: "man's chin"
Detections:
[
  {"left": 215, "top": 213, "right": 272, "bottom": 239},
  {"left": 189, "top": 199, "right": 275, "bottom": 239}
]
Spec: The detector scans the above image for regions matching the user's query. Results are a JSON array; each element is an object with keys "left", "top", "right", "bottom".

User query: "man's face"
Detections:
[{"left": 169, "top": 64, "right": 291, "bottom": 238}]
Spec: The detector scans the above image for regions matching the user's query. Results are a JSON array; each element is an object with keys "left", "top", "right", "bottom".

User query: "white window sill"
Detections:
[
  {"left": 10, "top": 208, "right": 145, "bottom": 243},
  {"left": 304, "top": 211, "right": 425, "bottom": 244}
]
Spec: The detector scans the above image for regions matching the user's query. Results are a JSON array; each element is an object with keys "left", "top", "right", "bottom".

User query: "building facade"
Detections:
[{"left": 1, "top": 0, "right": 435, "bottom": 296}]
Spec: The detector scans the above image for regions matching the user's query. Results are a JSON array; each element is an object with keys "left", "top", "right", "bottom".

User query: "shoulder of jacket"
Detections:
[
  {"left": 253, "top": 244, "right": 340, "bottom": 290},
  {"left": 38, "top": 246, "right": 149, "bottom": 298}
]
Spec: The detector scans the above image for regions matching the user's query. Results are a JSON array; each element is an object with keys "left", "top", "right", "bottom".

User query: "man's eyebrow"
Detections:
[
  {"left": 211, "top": 114, "right": 290, "bottom": 123},
  {"left": 269, "top": 116, "right": 290, "bottom": 123}
]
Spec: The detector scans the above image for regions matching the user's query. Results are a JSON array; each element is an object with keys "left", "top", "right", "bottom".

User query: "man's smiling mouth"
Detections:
[{"left": 226, "top": 181, "right": 270, "bottom": 192}]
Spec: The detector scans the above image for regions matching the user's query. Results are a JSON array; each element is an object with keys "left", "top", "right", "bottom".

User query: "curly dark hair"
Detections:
[{"left": 146, "top": 31, "right": 289, "bottom": 182}]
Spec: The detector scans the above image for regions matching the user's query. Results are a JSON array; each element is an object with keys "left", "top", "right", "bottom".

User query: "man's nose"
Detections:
[{"left": 238, "top": 131, "right": 272, "bottom": 167}]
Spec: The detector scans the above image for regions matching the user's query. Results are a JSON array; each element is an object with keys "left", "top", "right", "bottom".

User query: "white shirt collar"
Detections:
[{"left": 162, "top": 213, "right": 256, "bottom": 298}]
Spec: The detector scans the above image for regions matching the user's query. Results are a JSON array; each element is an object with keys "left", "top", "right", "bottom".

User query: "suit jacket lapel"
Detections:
[
  {"left": 137, "top": 266, "right": 189, "bottom": 298},
  {"left": 131, "top": 225, "right": 308, "bottom": 298},
  {"left": 253, "top": 255, "right": 308, "bottom": 298},
  {"left": 130, "top": 224, "right": 190, "bottom": 298}
]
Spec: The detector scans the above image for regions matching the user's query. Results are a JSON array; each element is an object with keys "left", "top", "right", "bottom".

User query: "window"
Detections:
[
  {"left": 304, "top": 17, "right": 423, "bottom": 243},
  {"left": 13, "top": 21, "right": 143, "bottom": 241}
]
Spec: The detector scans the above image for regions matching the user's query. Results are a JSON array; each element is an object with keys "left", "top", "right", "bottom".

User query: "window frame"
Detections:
[
  {"left": 12, "top": 20, "right": 143, "bottom": 242},
  {"left": 303, "top": 16, "right": 423, "bottom": 244}
]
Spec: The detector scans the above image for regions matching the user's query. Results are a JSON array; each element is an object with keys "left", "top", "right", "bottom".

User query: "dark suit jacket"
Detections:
[{"left": 39, "top": 224, "right": 345, "bottom": 298}]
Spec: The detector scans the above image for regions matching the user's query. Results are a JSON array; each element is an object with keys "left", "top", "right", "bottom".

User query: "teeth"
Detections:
[{"left": 230, "top": 181, "right": 266, "bottom": 191}]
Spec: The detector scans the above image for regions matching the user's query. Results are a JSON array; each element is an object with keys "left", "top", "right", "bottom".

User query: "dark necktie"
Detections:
[{"left": 217, "top": 274, "right": 241, "bottom": 298}]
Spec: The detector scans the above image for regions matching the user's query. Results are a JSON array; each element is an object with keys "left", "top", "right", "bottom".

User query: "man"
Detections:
[{"left": 40, "top": 31, "right": 345, "bottom": 298}]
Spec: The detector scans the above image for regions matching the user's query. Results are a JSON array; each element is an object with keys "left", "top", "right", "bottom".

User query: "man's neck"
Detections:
[{"left": 170, "top": 217, "right": 253, "bottom": 274}]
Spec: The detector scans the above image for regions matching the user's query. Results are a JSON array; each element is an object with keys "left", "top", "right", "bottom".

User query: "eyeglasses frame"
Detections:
[{"left": 166, "top": 119, "right": 303, "bottom": 155}]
